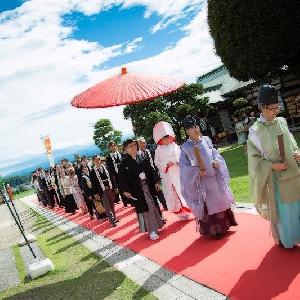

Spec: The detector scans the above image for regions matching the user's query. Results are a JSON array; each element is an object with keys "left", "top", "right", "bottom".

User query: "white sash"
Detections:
[
  {"left": 145, "top": 149, "right": 155, "bottom": 169},
  {"left": 94, "top": 165, "right": 113, "bottom": 190},
  {"left": 110, "top": 152, "right": 122, "bottom": 173},
  {"left": 82, "top": 175, "right": 92, "bottom": 189}
]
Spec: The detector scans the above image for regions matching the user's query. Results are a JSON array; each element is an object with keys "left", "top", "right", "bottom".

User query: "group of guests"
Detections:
[
  {"left": 31, "top": 84, "right": 300, "bottom": 248},
  {"left": 233, "top": 111, "right": 259, "bottom": 154},
  {"left": 31, "top": 151, "right": 124, "bottom": 227}
]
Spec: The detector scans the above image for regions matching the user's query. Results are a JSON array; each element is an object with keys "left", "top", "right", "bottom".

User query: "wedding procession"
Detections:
[{"left": 1, "top": 1, "right": 300, "bottom": 299}]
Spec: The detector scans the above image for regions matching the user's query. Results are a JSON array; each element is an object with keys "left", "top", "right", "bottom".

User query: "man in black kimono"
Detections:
[
  {"left": 106, "top": 141, "right": 130, "bottom": 207},
  {"left": 119, "top": 139, "right": 164, "bottom": 240},
  {"left": 90, "top": 155, "right": 118, "bottom": 227}
]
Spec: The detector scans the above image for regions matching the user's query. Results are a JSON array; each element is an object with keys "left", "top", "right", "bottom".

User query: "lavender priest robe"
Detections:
[{"left": 179, "top": 136, "right": 235, "bottom": 220}]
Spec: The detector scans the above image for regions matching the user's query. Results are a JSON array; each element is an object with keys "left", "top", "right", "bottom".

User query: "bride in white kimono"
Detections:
[{"left": 153, "top": 121, "right": 192, "bottom": 220}]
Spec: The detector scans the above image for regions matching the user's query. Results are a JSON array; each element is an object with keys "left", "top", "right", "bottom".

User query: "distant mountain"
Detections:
[
  {"left": 2, "top": 132, "right": 133, "bottom": 177},
  {"left": 1, "top": 143, "right": 101, "bottom": 177}
]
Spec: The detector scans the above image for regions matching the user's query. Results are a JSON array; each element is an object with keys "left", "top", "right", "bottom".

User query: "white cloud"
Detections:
[
  {"left": 125, "top": 5, "right": 221, "bottom": 81},
  {"left": 0, "top": 0, "right": 221, "bottom": 174}
]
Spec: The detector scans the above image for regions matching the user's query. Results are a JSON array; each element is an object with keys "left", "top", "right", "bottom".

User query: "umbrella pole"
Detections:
[
  {"left": 0, "top": 187, "right": 37, "bottom": 259},
  {"left": 130, "top": 111, "right": 137, "bottom": 139},
  {"left": 10, "top": 197, "right": 26, "bottom": 232}
]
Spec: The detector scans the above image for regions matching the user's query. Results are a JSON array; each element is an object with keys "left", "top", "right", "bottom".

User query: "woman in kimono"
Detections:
[
  {"left": 119, "top": 139, "right": 164, "bottom": 240},
  {"left": 248, "top": 84, "right": 300, "bottom": 248},
  {"left": 179, "top": 115, "right": 237, "bottom": 239},
  {"left": 153, "top": 121, "right": 192, "bottom": 220},
  {"left": 61, "top": 168, "right": 78, "bottom": 214},
  {"left": 233, "top": 117, "right": 247, "bottom": 154},
  {"left": 67, "top": 167, "right": 87, "bottom": 214}
]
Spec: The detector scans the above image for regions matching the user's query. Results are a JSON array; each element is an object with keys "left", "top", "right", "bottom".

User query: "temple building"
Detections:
[{"left": 197, "top": 65, "right": 300, "bottom": 138}]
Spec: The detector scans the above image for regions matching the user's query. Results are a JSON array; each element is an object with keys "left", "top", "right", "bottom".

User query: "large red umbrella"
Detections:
[{"left": 71, "top": 67, "right": 184, "bottom": 108}]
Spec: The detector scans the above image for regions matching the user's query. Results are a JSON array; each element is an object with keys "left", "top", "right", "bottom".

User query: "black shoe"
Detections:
[{"left": 214, "top": 233, "right": 222, "bottom": 240}]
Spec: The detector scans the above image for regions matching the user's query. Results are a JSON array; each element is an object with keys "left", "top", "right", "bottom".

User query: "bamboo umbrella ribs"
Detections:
[{"left": 71, "top": 67, "right": 184, "bottom": 108}]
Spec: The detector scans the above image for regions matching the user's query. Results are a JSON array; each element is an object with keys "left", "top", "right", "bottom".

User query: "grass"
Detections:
[
  {"left": 0, "top": 212, "right": 157, "bottom": 300},
  {"left": 12, "top": 245, "right": 27, "bottom": 283},
  {"left": 220, "top": 132, "right": 300, "bottom": 203},
  {"left": 14, "top": 190, "right": 35, "bottom": 200}
]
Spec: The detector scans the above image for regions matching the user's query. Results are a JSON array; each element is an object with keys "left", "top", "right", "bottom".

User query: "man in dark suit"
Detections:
[
  {"left": 137, "top": 137, "right": 168, "bottom": 211},
  {"left": 90, "top": 155, "right": 118, "bottom": 227},
  {"left": 106, "top": 141, "right": 130, "bottom": 207},
  {"left": 36, "top": 168, "right": 49, "bottom": 207}
]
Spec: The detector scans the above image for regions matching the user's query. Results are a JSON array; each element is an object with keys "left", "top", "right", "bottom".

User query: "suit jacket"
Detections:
[
  {"left": 37, "top": 175, "right": 48, "bottom": 193},
  {"left": 80, "top": 175, "right": 94, "bottom": 198},
  {"left": 118, "top": 153, "right": 160, "bottom": 214}
]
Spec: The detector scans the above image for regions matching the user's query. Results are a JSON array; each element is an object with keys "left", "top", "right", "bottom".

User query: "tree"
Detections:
[
  {"left": 208, "top": 0, "right": 300, "bottom": 80},
  {"left": 93, "top": 119, "right": 122, "bottom": 155},
  {"left": 123, "top": 83, "right": 209, "bottom": 142},
  {"left": 73, "top": 154, "right": 81, "bottom": 162},
  {"left": 232, "top": 97, "right": 251, "bottom": 118}
]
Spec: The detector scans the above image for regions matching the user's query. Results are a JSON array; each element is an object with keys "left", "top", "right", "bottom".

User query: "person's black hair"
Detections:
[
  {"left": 108, "top": 141, "right": 116, "bottom": 147},
  {"left": 257, "top": 84, "right": 278, "bottom": 107},
  {"left": 122, "top": 139, "right": 135, "bottom": 149}
]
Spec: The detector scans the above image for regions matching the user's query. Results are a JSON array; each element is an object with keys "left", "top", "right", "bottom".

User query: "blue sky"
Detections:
[
  {"left": 0, "top": 0, "right": 221, "bottom": 175},
  {"left": 0, "top": 0, "right": 23, "bottom": 12},
  {"left": 65, "top": 5, "right": 188, "bottom": 69}
]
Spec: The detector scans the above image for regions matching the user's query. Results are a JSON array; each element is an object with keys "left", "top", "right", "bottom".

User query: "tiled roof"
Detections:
[{"left": 197, "top": 65, "right": 254, "bottom": 98}]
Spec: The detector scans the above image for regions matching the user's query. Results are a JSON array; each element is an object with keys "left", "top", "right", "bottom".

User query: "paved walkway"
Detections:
[
  {"left": 0, "top": 200, "right": 38, "bottom": 292},
  {"left": 0, "top": 201, "right": 36, "bottom": 250},
  {"left": 22, "top": 195, "right": 227, "bottom": 300},
  {"left": 0, "top": 248, "right": 20, "bottom": 292}
]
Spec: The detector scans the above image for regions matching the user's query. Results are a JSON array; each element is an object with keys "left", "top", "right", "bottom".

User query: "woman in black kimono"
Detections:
[{"left": 118, "top": 139, "right": 164, "bottom": 240}]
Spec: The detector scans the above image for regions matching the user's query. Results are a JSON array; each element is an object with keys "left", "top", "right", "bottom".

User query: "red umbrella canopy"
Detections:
[{"left": 71, "top": 67, "right": 184, "bottom": 108}]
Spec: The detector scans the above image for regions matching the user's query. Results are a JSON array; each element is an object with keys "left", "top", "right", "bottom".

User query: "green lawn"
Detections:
[
  {"left": 220, "top": 132, "right": 300, "bottom": 203},
  {"left": 14, "top": 189, "right": 35, "bottom": 199},
  {"left": 0, "top": 212, "right": 156, "bottom": 300}
]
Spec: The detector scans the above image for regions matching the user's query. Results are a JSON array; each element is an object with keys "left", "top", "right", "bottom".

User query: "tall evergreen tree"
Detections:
[{"left": 208, "top": 0, "right": 300, "bottom": 80}]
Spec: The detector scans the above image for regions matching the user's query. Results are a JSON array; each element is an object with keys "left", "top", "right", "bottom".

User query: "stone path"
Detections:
[
  {"left": 22, "top": 195, "right": 227, "bottom": 300},
  {"left": 0, "top": 201, "right": 36, "bottom": 250},
  {"left": 0, "top": 248, "right": 20, "bottom": 292},
  {"left": 0, "top": 200, "right": 38, "bottom": 293}
]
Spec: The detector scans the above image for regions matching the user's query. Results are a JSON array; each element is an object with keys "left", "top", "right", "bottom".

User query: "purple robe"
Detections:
[{"left": 179, "top": 136, "right": 235, "bottom": 220}]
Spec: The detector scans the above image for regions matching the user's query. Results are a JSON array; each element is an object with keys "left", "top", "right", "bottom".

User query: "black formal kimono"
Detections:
[
  {"left": 118, "top": 153, "right": 164, "bottom": 234},
  {"left": 90, "top": 165, "right": 117, "bottom": 225}
]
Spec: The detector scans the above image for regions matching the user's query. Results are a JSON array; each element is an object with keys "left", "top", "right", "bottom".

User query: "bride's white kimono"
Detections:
[{"left": 153, "top": 121, "right": 191, "bottom": 217}]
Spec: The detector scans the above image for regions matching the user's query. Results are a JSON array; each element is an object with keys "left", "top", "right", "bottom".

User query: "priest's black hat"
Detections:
[
  {"left": 257, "top": 84, "right": 278, "bottom": 107},
  {"left": 183, "top": 115, "right": 197, "bottom": 130}
]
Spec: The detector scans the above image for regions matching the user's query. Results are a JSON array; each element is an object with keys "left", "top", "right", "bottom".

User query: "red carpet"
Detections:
[{"left": 44, "top": 201, "right": 300, "bottom": 300}]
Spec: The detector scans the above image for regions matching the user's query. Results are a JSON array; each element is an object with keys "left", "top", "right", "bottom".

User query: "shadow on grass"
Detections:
[{"left": 4, "top": 260, "right": 151, "bottom": 300}]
